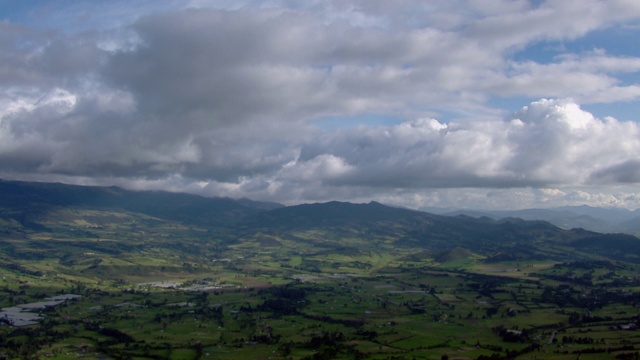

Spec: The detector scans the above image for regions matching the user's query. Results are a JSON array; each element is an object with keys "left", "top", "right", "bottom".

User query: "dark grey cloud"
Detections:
[
  {"left": 0, "top": 23, "right": 103, "bottom": 88},
  {"left": 591, "top": 160, "right": 640, "bottom": 183},
  {"left": 103, "top": 8, "right": 422, "bottom": 122}
]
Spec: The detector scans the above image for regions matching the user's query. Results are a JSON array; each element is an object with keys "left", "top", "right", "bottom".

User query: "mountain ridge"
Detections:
[
  {"left": 0, "top": 179, "right": 283, "bottom": 228},
  {"left": 1, "top": 179, "right": 639, "bottom": 264},
  {"left": 421, "top": 205, "right": 640, "bottom": 235}
]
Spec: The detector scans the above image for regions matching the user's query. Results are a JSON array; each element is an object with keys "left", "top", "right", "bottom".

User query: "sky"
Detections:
[{"left": 1, "top": 0, "right": 640, "bottom": 210}]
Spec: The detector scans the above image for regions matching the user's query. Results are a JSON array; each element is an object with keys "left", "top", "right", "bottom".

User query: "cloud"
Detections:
[
  {"left": 0, "top": 2, "right": 640, "bottom": 209},
  {"left": 590, "top": 160, "right": 640, "bottom": 183},
  {"left": 468, "top": 0, "right": 640, "bottom": 48},
  {"left": 286, "top": 99, "right": 640, "bottom": 192},
  {"left": 487, "top": 51, "right": 640, "bottom": 102}
]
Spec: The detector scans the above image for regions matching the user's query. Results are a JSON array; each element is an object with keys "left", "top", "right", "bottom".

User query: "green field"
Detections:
[
  {"left": 3, "top": 248, "right": 640, "bottom": 359},
  {"left": 2, "top": 183, "right": 640, "bottom": 359}
]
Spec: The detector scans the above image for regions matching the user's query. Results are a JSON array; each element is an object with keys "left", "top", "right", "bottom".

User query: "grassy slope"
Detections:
[{"left": 2, "top": 181, "right": 640, "bottom": 358}]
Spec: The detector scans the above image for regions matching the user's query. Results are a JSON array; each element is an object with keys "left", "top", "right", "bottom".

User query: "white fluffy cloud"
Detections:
[
  {"left": 289, "top": 99, "right": 640, "bottom": 189},
  {"left": 1, "top": 1, "right": 640, "bottom": 209}
]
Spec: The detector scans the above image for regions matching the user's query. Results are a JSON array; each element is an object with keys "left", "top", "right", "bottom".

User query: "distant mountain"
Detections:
[
  {"left": 2, "top": 179, "right": 640, "bottom": 264},
  {"left": 238, "top": 200, "right": 606, "bottom": 259},
  {"left": 421, "top": 205, "right": 640, "bottom": 235},
  {"left": 0, "top": 179, "right": 282, "bottom": 228},
  {"left": 555, "top": 205, "right": 639, "bottom": 223},
  {"left": 567, "top": 233, "right": 640, "bottom": 263},
  {"left": 239, "top": 200, "right": 427, "bottom": 228},
  {"left": 613, "top": 217, "right": 640, "bottom": 234}
]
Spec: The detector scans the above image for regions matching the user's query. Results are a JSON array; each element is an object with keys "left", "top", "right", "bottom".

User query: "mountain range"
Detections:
[
  {"left": 421, "top": 205, "right": 640, "bottom": 235},
  {"left": 4, "top": 178, "right": 636, "bottom": 233},
  {"left": 1, "top": 179, "right": 639, "bottom": 269}
]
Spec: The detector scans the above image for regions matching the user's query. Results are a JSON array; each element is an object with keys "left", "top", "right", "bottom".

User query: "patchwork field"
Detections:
[{"left": 2, "top": 181, "right": 640, "bottom": 359}]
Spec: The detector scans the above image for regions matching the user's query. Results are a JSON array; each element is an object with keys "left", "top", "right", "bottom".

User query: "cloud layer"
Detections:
[{"left": 1, "top": 1, "right": 640, "bottom": 209}]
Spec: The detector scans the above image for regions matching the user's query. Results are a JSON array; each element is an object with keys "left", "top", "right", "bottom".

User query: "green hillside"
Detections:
[{"left": 2, "top": 180, "right": 640, "bottom": 359}]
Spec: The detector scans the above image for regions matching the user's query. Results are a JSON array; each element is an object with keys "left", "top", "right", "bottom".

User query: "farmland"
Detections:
[
  {"left": 1, "top": 180, "right": 640, "bottom": 359},
  {"left": 3, "top": 259, "right": 640, "bottom": 359}
]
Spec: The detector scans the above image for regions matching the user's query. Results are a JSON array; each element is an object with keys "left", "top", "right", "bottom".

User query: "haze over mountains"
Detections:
[
  {"left": 2, "top": 179, "right": 639, "bottom": 266},
  {"left": 422, "top": 205, "right": 640, "bottom": 235},
  {"left": 3, "top": 178, "right": 637, "bottom": 235}
]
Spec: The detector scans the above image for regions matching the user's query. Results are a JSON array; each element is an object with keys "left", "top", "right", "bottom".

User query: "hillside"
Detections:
[
  {"left": 430, "top": 205, "right": 640, "bottom": 235},
  {"left": 0, "top": 179, "right": 639, "bottom": 286},
  {"left": 1, "top": 180, "right": 635, "bottom": 261},
  {"left": 0, "top": 179, "right": 282, "bottom": 228},
  {"left": 3, "top": 180, "right": 640, "bottom": 359},
  {"left": 239, "top": 201, "right": 602, "bottom": 259}
]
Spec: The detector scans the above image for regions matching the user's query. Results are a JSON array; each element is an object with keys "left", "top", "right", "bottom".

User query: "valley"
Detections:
[{"left": 1, "top": 180, "right": 640, "bottom": 359}]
